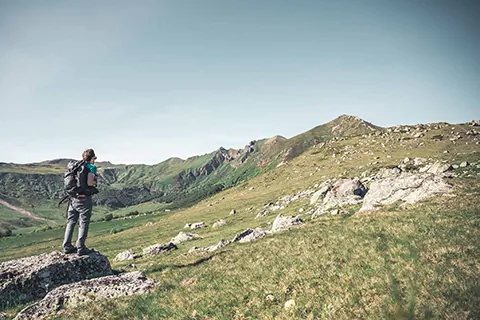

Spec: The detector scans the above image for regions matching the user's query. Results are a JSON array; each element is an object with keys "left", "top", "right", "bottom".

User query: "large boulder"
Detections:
[
  {"left": 142, "top": 242, "right": 177, "bottom": 256},
  {"left": 232, "top": 228, "right": 268, "bottom": 243},
  {"left": 0, "top": 251, "right": 112, "bottom": 309},
  {"left": 14, "top": 271, "right": 155, "bottom": 320},
  {"left": 170, "top": 232, "right": 201, "bottom": 245},
  {"left": 322, "top": 179, "right": 368, "bottom": 209},
  {"left": 419, "top": 161, "right": 452, "bottom": 174},
  {"left": 359, "top": 173, "right": 453, "bottom": 212}
]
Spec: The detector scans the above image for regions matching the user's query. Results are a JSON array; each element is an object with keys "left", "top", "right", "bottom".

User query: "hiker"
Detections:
[{"left": 62, "top": 149, "right": 99, "bottom": 256}]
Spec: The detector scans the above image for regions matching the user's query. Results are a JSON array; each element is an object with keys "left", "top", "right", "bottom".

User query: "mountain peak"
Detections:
[{"left": 328, "top": 115, "right": 380, "bottom": 136}]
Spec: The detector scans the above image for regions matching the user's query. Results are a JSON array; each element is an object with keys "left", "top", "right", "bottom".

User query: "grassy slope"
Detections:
[{"left": 1, "top": 122, "right": 479, "bottom": 319}]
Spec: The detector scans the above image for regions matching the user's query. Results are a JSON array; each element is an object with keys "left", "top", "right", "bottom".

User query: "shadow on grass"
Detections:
[{"left": 144, "top": 251, "right": 226, "bottom": 274}]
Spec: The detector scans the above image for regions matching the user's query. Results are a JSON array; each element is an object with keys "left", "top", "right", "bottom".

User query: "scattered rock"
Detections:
[
  {"left": 232, "top": 228, "right": 268, "bottom": 243},
  {"left": 266, "top": 294, "right": 275, "bottom": 302},
  {"left": 0, "top": 251, "right": 112, "bottom": 308},
  {"left": 460, "top": 161, "right": 469, "bottom": 168},
  {"left": 184, "top": 223, "right": 191, "bottom": 229},
  {"left": 145, "top": 222, "right": 155, "bottom": 227},
  {"left": 113, "top": 250, "right": 138, "bottom": 262},
  {"left": 14, "top": 272, "right": 155, "bottom": 320},
  {"left": 142, "top": 242, "right": 177, "bottom": 256},
  {"left": 0, "top": 312, "right": 7, "bottom": 320},
  {"left": 359, "top": 173, "right": 453, "bottom": 212},
  {"left": 330, "top": 209, "right": 340, "bottom": 215},
  {"left": 212, "top": 219, "right": 227, "bottom": 228},
  {"left": 284, "top": 299, "right": 296, "bottom": 310},
  {"left": 230, "top": 209, "right": 237, "bottom": 215},
  {"left": 271, "top": 214, "right": 303, "bottom": 232},
  {"left": 170, "top": 232, "right": 202, "bottom": 245},
  {"left": 298, "top": 208, "right": 304, "bottom": 213},
  {"left": 190, "top": 222, "right": 206, "bottom": 229}
]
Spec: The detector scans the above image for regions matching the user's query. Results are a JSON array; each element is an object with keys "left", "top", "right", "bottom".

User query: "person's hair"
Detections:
[{"left": 82, "top": 149, "right": 96, "bottom": 162}]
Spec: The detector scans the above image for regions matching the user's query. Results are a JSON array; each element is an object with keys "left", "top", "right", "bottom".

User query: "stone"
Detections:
[
  {"left": 212, "top": 219, "right": 227, "bottom": 228},
  {"left": 142, "top": 242, "right": 177, "bottom": 256},
  {"left": 230, "top": 209, "right": 237, "bottom": 215},
  {"left": 330, "top": 209, "right": 340, "bottom": 215},
  {"left": 232, "top": 228, "right": 268, "bottom": 243},
  {"left": 14, "top": 272, "right": 155, "bottom": 320},
  {"left": 271, "top": 214, "right": 303, "bottom": 232},
  {"left": 113, "top": 250, "right": 138, "bottom": 262},
  {"left": 190, "top": 222, "right": 206, "bottom": 229},
  {"left": 298, "top": 208, "right": 304, "bottom": 213},
  {"left": 424, "top": 161, "right": 452, "bottom": 175},
  {"left": 359, "top": 173, "right": 453, "bottom": 212},
  {"left": 266, "top": 294, "right": 275, "bottom": 302},
  {"left": 284, "top": 299, "right": 296, "bottom": 310},
  {"left": 170, "top": 232, "right": 201, "bottom": 245},
  {"left": 460, "top": 161, "right": 469, "bottom": 168},
  {"left": 0, "top": 251, "right": 112, "bottom": 309}
]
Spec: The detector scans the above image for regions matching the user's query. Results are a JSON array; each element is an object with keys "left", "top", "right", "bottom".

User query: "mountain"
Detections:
[{"left": 1, "top": 114, "right": 474, "bottom": 233}]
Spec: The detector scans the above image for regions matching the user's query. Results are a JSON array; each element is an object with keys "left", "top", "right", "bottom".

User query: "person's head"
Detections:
[{"left": 82, "top": 149, "right": 97, "bottom": 164}]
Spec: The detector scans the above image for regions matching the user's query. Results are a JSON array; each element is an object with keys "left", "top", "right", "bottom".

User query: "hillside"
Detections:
[
  {"left": 0, "top": 115, "right": 385, "bottom": 232},
  {"left": 0, "top": 117, "right": 479, "bottom": 319}
]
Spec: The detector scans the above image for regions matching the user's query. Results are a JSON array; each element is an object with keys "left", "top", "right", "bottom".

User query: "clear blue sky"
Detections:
[{"left": 1, "top": 0, "right": 479, "bottom": 164}]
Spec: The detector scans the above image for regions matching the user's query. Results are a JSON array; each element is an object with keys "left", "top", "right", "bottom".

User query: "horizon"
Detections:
[
  {"left": 2, "top": 113, "right": 477, "bottom": 166},
  {"left": 1, "top": 0, "right": 479, "bottom": 165}
]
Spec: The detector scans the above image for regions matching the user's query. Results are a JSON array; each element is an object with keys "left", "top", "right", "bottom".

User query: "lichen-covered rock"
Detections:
[
  {"left": 142, "top": 242, "right": 177, "bottom": 256},
  {"left": 0, "top": 251, "right": 112, "bottom": 309},
  {"left": 271, "top": 214, "right": 304, "bottom": 232},
  {"left": 14, "top": 271, "right": 155, "bottom": 320},
  {"left": 170, "top": 232, "right": 202, "bottom": 245},
  {"left": 232, "top": 228, "right": 268, "bottom": 243},
  {"left": 359, "top": 173, "right": 453, "bottom": 212},
  {"left": 113, "top": 250, "right": 138, "bottom": 262}
]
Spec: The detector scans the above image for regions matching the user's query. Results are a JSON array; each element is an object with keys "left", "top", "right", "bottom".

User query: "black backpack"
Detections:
[{"left": 63, "top": 160, "right": 85, "bottom": 196}]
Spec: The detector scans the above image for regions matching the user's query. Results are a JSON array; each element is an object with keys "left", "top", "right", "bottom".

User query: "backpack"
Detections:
[{"left": 63, "top": 160, "right": 86, "bottom": 196}]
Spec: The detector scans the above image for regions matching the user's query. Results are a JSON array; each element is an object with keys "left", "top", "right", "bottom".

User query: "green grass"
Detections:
[{"left": 1, "top": 121, "right": 479, "bottom": 319}]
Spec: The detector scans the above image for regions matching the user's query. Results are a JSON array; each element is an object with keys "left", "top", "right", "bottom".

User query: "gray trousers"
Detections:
[{"left": 62, "top": 197, "right": 93, "bottom": 251}]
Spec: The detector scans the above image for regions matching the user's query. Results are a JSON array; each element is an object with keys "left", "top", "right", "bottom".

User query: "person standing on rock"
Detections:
[{"left": 62, "top": 149, "right": 99, "bottom": 256}]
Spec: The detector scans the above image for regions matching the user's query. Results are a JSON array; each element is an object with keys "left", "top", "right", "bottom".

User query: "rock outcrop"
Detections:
[
  {"left": 0, "top": 251, "right": 112, "bottom": 308},
  {"left": 14, "top": 271, "right": 155, "bottom": 320},
  {"left": 360, "top": 173, "right": 453, "bottom": 212},
  {"left": 321, "top": 179, "right": 368, "bottom": 209}
]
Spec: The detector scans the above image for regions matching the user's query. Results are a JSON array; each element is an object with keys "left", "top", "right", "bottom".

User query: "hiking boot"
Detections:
[
  {"left": 77, "top": 248, "right": 95, "bottom": 256},
  {"left": 63, "top": 246, "right": 77, "bottom": 254}
]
